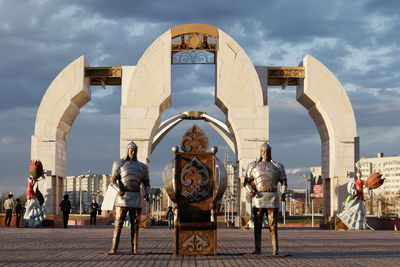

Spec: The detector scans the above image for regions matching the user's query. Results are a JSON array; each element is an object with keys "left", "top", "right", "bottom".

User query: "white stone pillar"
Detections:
[{"left": 297, "top": 55, "right": 358, "bottom": 218}]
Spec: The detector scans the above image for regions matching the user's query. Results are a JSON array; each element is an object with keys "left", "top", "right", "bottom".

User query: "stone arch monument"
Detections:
[
  {"left": 297, "top": 55, "right": 359, "bottom": 218},
  {"left": 31, "top": 23, "right": 358, "bottom": 222}
]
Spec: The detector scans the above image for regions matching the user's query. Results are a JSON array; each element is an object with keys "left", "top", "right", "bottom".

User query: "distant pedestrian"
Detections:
[
  {"left": 90, "top": 199, "right": 99, "bottom": 225},
  {"left": 166, "top": 206, "right": 174, "bottom": 229},
  {"left": 15, "top": 199, "right": 23, "bottom": 227},
  {"left": 60, "top": 195, "right": 71, "bottom": 228},
  {"left": 4, "top": 194, "right": 14, "bottom": 227}
]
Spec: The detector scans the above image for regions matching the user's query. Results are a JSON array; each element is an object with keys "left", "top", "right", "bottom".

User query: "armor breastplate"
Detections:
[
  {"left": 252, "top": 162, "right": 280, "bottom": 190},
  {"left": 120, "top": 161, "right": 144, "bottom": 192}
]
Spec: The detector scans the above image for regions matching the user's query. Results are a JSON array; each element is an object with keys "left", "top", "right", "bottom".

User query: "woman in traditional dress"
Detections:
[
  {"left": 24, "top": 161, "right": 46, "bottom": 227},
  {"left": 337, "top": 170, "right": 370, "bottom": 230}
]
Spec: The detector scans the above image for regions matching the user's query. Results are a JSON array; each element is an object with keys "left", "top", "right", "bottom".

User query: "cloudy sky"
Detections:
[{"left": 1, "top": 0, "right": 400, "bottom": 196}]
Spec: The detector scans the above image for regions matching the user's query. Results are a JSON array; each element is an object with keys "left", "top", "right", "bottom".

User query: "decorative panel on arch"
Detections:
[{"left": 171, "top": 23, "right": 218, "bottom": 65}]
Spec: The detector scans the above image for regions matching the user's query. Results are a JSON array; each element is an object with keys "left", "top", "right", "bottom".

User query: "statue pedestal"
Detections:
[
  {"left": 172, "top": 152, "right": 218, "bottom": 256},
  {"left": 175, "top": 227, "right": 216, "bottom": 255},
  {"left": 42, "top": 214, "right": 64, "bottom": 228}
]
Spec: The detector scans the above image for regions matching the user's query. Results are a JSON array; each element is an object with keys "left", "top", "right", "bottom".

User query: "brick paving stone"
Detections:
[{"left": 0, "top": 226, "right": 399, "bottom": 266}]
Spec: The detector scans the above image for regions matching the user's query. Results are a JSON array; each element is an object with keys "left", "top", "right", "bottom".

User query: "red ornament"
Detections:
[
  {"left": 29, "top": 160, "right": 43, "bottom": 179},
  {"left": 365, "top": 172, "right": 385, "bottom": 189}
]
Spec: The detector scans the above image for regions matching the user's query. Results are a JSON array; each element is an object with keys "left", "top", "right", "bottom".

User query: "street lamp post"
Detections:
[
  {"left": 224, "top": 195, "right": 227, "bottom": 223},
  {"left": 79, "top": 175, "right": 82, "bottom": 215},
  {"left": 282, "top": 198, "right": 286, "bottom": 225},
  {"left": 230, "top": 191, "right": 233, "bottom": 224},
  {"left": 158, "top": 197, "right": 160, "bottom": 222},
  {"left": 311, "top": 193, "right": 315, "bottom": 227},
  {"left": 150, "top": 193, "right": 155, "bottom": 221},
  {"left": 378, "top": 198, "right": 382, "bottom": 218},
  {"left": 302, "top": 174, "right": 310, "bottom": 216},
  {"left": 227, "top": 189, "right": 231, "bottom": 225}
]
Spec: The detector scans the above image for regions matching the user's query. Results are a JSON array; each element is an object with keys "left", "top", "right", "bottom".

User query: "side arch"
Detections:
[
  {"left": 121, "top": 29, "right": 171, "bottom": 163},
  {"left": 31, "top": 55, "right": 90, "bottom": 213},
  {"left": 297, "top": 54, "right": 358, "bottom": 217}
]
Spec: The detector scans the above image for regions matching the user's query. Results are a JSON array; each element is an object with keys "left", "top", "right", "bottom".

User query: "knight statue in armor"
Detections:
[
  {"left": 107, "top": 141, "right": 150, "bottom": 255},
  {"left": 244, "top": 142, "right": 287, "bottom": 255}
]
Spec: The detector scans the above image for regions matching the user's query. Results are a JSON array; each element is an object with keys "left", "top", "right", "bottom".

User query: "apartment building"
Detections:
[
  {"left": 359, "top": 153, "right": 400, "bottom": 215},
  {"left": 64, "top": 174, "right": 110, "bottom": 213}
]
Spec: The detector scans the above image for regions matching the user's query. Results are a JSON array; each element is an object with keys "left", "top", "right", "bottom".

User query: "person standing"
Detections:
[
  {"left": 90, "top": 199, "right": 99, "bottom": 225},
  {"left": 60, "top": 195, "right": 71, "bottom": 228},
  {"left": 4, "top": 194, "right": 14, "bottom": 227},
  {"left": 15, "top": 199, "right": 23, "bottom": 227},
  {"left": 244, "top": 142, "right": 287, "bottom": 255},
  {"left": 166, "top": 206, "right": 174, "bottom": 229}
]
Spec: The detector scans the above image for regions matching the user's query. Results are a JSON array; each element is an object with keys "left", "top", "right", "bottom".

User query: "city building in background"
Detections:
[
  {"left": 287, "top": 189, "right": 306, "bottom": 215},
  {"left": 285, "top": 167, "right": 323, "bottom": 216},
  {"left": 149, "top": 187, "right": 165, "bottom": 222},
  {"left": 64, "top": 174, "right": 109, "bottom": 213},
  {"left": 359, "top": 153, "right": 400, "bottom": 216},
  {"left": 221, "top": 160, "right": 239, "bottom": 225},
  {"left": 287, "top": 188, "right": 323, "bottom": 216}
]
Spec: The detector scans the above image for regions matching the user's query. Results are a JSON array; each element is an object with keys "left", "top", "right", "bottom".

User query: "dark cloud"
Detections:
[
  {"left": 0, "top": 1, "right": 166, "bottom": 112},
  {"left": 363, "top": 0, "right": 400, "bottom": 15},
  {"left": 349, "top": 89, "right": 400, "bottom": 128},
  {"left": 66, "top": 0, "right": 267, "bottom": 25}
]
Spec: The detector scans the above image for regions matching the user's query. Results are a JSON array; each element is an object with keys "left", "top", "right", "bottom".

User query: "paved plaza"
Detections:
[{"left": 0, "top": 226, "right": 399, "bottom": 266}]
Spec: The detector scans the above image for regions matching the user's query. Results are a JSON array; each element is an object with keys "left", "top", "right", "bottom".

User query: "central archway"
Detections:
[{"left": 121, "top": 24, "right": 268, "bottom": 217}]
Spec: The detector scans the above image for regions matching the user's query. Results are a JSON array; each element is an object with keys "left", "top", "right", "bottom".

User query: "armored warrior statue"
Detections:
[
  {"left": 244, "top": 142, "right": 287, "bottom": 255},
  {"left": 107, "top": 141, "right": 150, "bottom": 255}
]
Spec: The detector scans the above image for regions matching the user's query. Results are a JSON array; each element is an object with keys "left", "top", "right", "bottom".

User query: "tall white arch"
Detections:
[
  {"left": 31, "top": 56, "right": 90, "bottom": 214},
  {"left": 297, "top": 55, "right": 358, "bottom": 217}
]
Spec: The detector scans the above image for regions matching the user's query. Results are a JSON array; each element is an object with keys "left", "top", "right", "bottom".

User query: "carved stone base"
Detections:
[{"left": 175, "top": 229, "right": 216, "bottom": 256}]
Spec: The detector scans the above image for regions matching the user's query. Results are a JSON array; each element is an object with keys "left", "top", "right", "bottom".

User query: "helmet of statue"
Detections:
[
  {"left": 260, "top": 142, "right": 271, "bottom": 151},
  {"left": 259, "top": 142, "right": 271, "bottom": 162},
  {"left": 126, "top": 141, "right": 138, "bottom": 161},
  {"left": 127, "top": 141, "right": 138, "bottom": 151}
]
